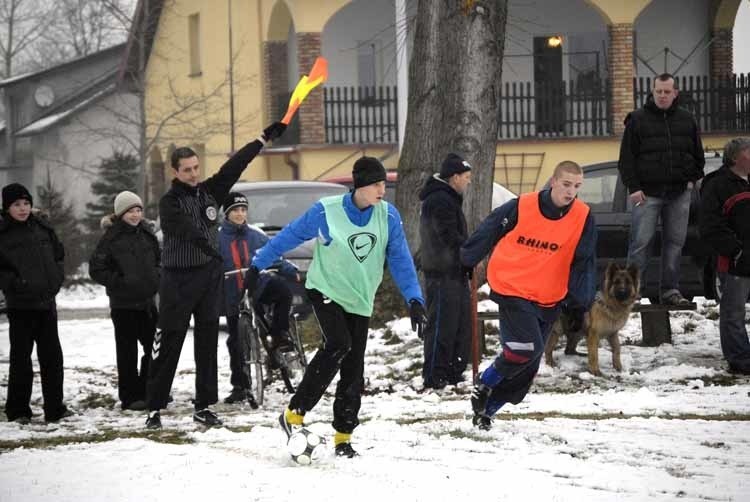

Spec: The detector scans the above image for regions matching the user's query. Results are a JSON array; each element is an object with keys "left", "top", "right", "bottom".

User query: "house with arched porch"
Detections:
[{"left": 138, "top": 0, "right": 748, "bottom": 196}]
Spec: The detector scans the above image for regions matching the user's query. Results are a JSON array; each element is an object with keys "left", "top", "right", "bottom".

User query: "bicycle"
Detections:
[{"left": 224, "top": 268, "right": 308, "bottom": 406}]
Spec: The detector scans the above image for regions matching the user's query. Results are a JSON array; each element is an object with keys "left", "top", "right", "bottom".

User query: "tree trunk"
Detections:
[
  {"left": 396, "top": 0, "right": 507, "bottom": 247},
  {"left": 370, "top": 1, "right": 507, "bottom": 326}
]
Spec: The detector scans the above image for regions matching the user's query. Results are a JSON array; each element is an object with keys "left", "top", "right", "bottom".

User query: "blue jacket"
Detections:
[
  {"left": 461, "top": 189, "right": 597, "bottom": 314},
  {"left": 219, "top": 220, "right": 297, "bottom": 316},
  {"left": 253, "top": 193, "right": 424, "bottom": 306}
]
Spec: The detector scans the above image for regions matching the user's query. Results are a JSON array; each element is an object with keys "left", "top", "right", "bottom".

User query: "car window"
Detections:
[
  {"left": 241, "top": 186, "right": 347, "bottom": 228},
  {"left": 578, "top": 168, "right": 619, "bottom": 212}
]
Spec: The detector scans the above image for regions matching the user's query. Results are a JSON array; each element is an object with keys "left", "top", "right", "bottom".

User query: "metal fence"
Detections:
[
  {"left": 323, "top": 86, "right": 398, "bottom": 144},
  {"left": 634, "top": 74, "right": 750, "bottom": 133}
]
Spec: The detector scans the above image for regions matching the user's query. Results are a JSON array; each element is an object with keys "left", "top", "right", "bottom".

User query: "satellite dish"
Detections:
[{"left": 34, "top": 85, "right": 55, "bottom": 108}]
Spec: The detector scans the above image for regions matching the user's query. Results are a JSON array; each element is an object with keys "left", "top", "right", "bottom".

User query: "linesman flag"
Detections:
[{"left": 281, "top": 56, "right": 329, "bottom": 125}]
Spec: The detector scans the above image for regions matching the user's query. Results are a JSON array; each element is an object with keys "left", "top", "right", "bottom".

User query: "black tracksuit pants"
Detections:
[
  {"left": 146, "top": 261, "right": 222, "bottom": 411},
  {"left": 111, "top": 306, "right": 157, "bottom": 407},
  {"left": 422, "top": 276, "right": 471, "bottom": 386},
  {"left": 226, "top": 276, "right": 293, "bottom": 389},
  {"left": 289, "top": 288, "right": 370, "bottom": 434},
  {"left": 4, "top": 309, "right": 66, "bottom": 422}
]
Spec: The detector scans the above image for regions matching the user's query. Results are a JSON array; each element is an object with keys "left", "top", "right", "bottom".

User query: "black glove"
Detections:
[
  {"left": 462, "top": 266, "right": 474, "bottom": 281},
  {"left": 195, "top": 238, "right": 222, "bottom": 261},
  {"left": 409, "top": 299, "right": 427, "bottom": 339},
  {"left": 262, "top": 122, "right": 287, "bottom": 142},
  {"left": 563, "top": 305, "right": 585, "bottom": 333},
  {"left": 243, "top": 266, "right": 260, "bottom": 294}
]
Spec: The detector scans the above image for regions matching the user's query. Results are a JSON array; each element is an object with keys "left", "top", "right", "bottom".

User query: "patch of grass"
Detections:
[
  {"left": 700, "top": 441, "right": 727, "bottom": 449},
  {"left": 0, "top": 428, "right": 195, "bottom": 452},
  {"left": 78, "top": 392, "right": 117, "bottom": 409},
  {"left": 434, "top": 428, "right": 496, "bottom": 442},
  {"left": 384, "top": 333, "right": 402, "bottom": 345},
  {"left": 682, "top": 320, "right": 698, "bottom": 333},
  {"left": 704, "top": 309, "right": 720, "bottom": 321},
  {"left": 295, "top": 315, "right": 321, "bottom": 348}
]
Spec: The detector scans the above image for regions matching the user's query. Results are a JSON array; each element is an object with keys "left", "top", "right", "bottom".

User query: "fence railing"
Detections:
[
  {"left": 634, "top": 74, "right": 750, "bottom": 133},
  {"left": 498, "top": 78, "right": 611, "bottom": 139},
  {"left": 324, "top": 86, "right": 398, "bottom": 144}
]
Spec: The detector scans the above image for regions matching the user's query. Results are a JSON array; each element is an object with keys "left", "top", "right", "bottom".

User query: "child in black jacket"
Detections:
[
  {"left": 90, "top": 191, "right": 161, "bottom": 410},
  {"left": 0, "top": 183, "right": 70, "bottom": 424}
]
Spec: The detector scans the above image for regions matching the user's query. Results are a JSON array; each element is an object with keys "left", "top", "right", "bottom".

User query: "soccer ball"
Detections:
[{"left": 287, "top": 428, "right": 324, "bottom": 465}]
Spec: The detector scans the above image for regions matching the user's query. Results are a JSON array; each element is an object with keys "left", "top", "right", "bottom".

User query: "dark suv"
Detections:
[{"left": 579, "top": 153, "right": 723, "bottom": 302}]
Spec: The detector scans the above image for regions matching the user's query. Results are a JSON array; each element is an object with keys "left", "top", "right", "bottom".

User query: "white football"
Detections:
[{"left": 287, "top": 428, "right": 323, "bottom": 465}]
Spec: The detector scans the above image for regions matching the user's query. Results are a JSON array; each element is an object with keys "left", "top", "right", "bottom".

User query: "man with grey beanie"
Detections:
[{"left": 418, "top": 153, "right": 473, "bottom": 389}]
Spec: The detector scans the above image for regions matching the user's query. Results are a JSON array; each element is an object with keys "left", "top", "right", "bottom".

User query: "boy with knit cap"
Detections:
[
  {"left": 90, "top": 191, "right": 160, "bottom": 411},
  {"left": 1, "top": 183, "right": 71, "bottom": 424},
  {"left": 245, "top": 156, "right": 426, "bottom": 457},
  {"left": 218, "top": 191, "right": 298, "bottom": 406}
]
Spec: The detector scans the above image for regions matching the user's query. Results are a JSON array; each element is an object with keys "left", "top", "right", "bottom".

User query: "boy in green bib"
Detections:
[{"left": 246, "top": 156, "right": 426, "bottom": 457}]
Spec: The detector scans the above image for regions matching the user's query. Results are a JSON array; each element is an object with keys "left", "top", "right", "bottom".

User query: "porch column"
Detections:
[
  {"left": 297, "top": 32, "right": 326, "bottom": 144},
  {"left": 608, "top": 23, "right": 635, "bottom": 136},
  {"left": 263, "top": 40, "right": 289, "bottom": 127}
]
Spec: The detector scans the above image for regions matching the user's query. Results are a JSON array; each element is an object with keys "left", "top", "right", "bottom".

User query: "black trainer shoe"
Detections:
[
  {"left": 193, "top": 408, "right": 223, "bottom": 427},
  {"left": 146, "top": 411, "right": 162, "bottom": 430},
  {"left": 224, "top": 387, "right": 246, "bottom": 404},
  {"left": 471, "top": 383, "right": 491, "bottom": 416},
  {"left": 246, "top": 392, "right": 259, "bottom": 410},
  {"left": 472, "top": 413, "right": 492, "bottom": 431},
  {"left": 335, "top": 442, "right": 359, "bottom": 458},
  {"left": 123, "top": 399, "right": 147, "bottom": 411},
  {"left": 45, "top": 407, "right": 74, "bottom": 423}
]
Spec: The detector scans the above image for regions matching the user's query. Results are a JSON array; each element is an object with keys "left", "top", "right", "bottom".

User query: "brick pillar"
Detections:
[
  {"left": 296, "top": 32, "right": 325, "bottom": 144},
  {"left": 710, "top": 28, "right": 733, "bottom": 77},
  {"left": 608, "top": 23, "right": 635, "bottom": 136},
  {"left": 710, "top": 28, "right": 734, "bottom": 131},
  {"left": 263, "top": 40, "right": 288, "bottom": 125}
]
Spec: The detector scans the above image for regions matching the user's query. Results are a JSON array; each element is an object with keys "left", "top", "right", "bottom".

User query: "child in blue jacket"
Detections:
[{"left": 219, "top": 192, "right": 298, "bottom": 405}]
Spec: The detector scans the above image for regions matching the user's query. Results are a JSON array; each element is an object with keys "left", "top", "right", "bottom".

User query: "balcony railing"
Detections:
[
  {"left": 324, "top": 85, "right": 398, "bottom": 144},
  {"left": 498, "top": 78, "right": 611, "bottom": 139}
]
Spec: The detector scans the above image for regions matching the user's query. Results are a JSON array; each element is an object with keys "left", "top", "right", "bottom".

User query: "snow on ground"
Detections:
[{"left": 1, "top": 296, "right": 749, "bottom": 501}]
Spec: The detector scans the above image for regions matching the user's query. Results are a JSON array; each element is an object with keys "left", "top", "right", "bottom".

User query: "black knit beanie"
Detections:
[
  {"left": 2, "top": 183, "right": 33, "bottom": 211},
  {"left": 352, "top": 156, "right": 387, "bottom": 189},
  {"left": 222, "top": 191, "right": 248, "bottom": 217},
  {"left": 439, "top": 153, "right": 472, "bottom": 179}
]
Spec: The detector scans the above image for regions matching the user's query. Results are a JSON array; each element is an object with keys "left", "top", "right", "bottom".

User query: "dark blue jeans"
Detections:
[
  {"left": 718, "top": 272, "right": 750, "bottom": 372},
  {"left": 627, "top": 188, "right": 691, "bottom": 295}
]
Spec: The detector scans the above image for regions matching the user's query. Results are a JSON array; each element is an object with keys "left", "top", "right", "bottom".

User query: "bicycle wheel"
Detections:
[
  {"left": 238, "top": 313, "right": 264, "bottom": 406},
  {"left": 277, "top": 316, "right": 306, "bottom": 394}
]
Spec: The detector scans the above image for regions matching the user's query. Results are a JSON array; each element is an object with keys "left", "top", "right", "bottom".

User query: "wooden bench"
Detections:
[{"left": 476, "top": 302, "right": 697, "bottom": 349}]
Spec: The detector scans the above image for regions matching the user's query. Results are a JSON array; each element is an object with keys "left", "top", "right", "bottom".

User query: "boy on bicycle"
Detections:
[
  {"left": 245, "top": 157, "right": 426, "bottom": 457},
  {"left": 219, "top": 192, "right": 299, "bottom": 406}
]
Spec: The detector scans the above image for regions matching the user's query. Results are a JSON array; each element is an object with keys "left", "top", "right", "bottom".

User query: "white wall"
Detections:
[
  {"left": 734, "top": 0, "right": 750, "bottom": 74},
  {"left": 503, "top": 0, "right": 608, "bottom": 84},
  {"left": 321, "top": 0, "right": 398, "bottom": 87},
  {"left": 634, "top": 0, "right": 710, "bottom": 78}
]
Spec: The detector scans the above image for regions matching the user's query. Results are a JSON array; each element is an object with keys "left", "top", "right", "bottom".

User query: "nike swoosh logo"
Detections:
[{"left": 356, "top": 243, "right": 369, "bottom": 250}]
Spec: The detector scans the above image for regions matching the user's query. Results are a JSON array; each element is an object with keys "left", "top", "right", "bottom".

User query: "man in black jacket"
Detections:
[
  {"left": 0, "top": 183, "right": 71, "bottom": 424},
  {"left": 145, "top": 122, "right": 286, "bottom": 429},
  {"left": 418, "top": 153, "right": 472, "bottom": 389},
  {"left": 618, "top": 73, "right": 704, "bottom": 305},
  {"left": 699, "top": 138, "right": 750, "bottom": 375}
]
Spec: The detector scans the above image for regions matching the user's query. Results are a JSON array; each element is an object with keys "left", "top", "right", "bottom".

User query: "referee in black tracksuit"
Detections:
[{"left": 145, "top": 122, "right": 286, "bottom": 429}]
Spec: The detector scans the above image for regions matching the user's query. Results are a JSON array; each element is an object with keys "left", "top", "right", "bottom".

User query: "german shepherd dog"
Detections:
[{"left": 545, "top": 262, "right": 640, "bottom": 376}]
